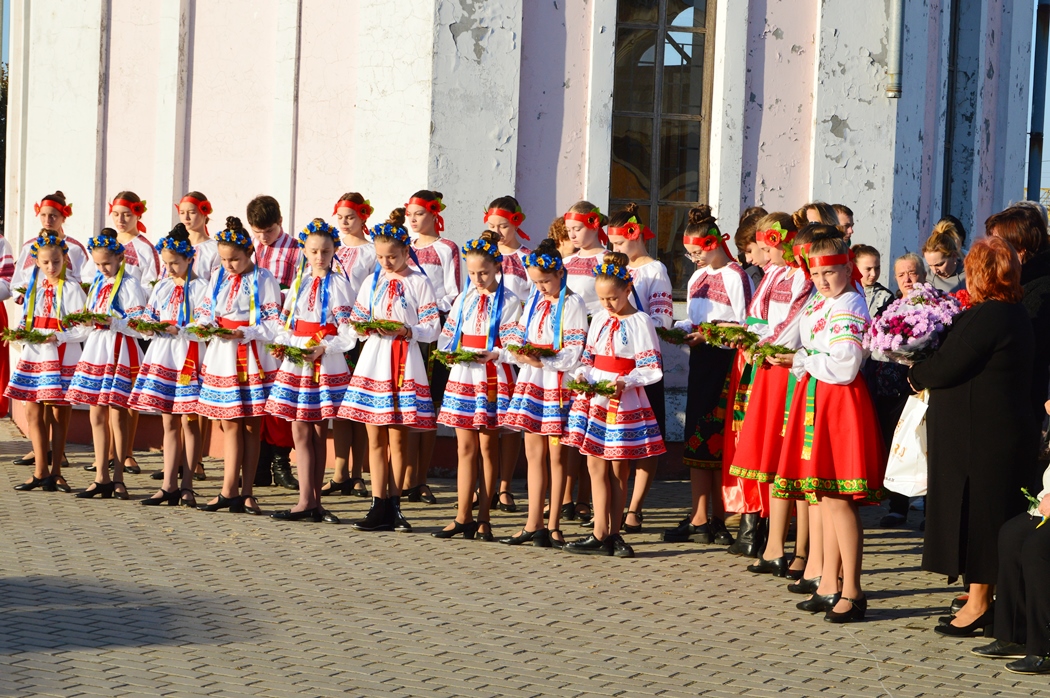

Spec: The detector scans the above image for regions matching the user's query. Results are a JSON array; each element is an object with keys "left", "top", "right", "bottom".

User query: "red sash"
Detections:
[
  {"left": 292, "top": 321, "right": 337, "bottom": 383},
  {"left": 461, "top": 334, "right": 511, "bottom": 402},
  {"left": 33, "top": 317, "right": 66, "bottom": 365},
  {"left": 217, "top": 318, "right": 265, "bottom": 383},
  {"left": 593, "top": 354, "right": 635, "bottom": 425}
]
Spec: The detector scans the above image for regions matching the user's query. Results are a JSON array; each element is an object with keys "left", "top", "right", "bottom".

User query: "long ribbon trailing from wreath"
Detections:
[
  {"left": 175, "top": 268, "right": 198, "bottom": 386},
  {"left": 25, "top": 268, "right": 65, "bottom": 332},
  {"left": 88, "top": 262, "right": 128, "bottom": 317},
  {"left": 367, "top": 268, "right": 410, "bottom": 391},
  {"left": 287, "top": 269, "right": 332, "bottom": 382},
  {"left": 525, "top": 275, "right": 568, "bottom": 406},
  {"left": 211, "top": 266, "right": 264, "bottom": 382}
]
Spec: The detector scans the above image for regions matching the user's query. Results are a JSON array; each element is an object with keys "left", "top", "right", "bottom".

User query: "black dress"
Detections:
[
  {"left": 909, "top": 300, "right": 1037, "bottom": 584},
  {"left": 1021, "top": 249, "right": 1050, "bottom": 488}
]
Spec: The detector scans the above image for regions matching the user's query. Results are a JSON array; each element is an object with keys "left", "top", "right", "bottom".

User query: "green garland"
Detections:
[
  {"left": 267, "top": 343, "right": 312, "bottom": 366},
  {"left": 695, "top": 322, "right": 759, "bottom": 348},
  {"left": 507, "top": 343, "right": 558, "bottom": 358},
  {"left": 128, "top": 319, "right": 174, "bottom": 334},
  {"left": 566, "top": 378, "right": 617, "bottom": 397},
  {"left": 80, "top": 282, "right": 92, "bottom": 293},
  {"left": 749, "top": 343, "right": 797, "bottom": 365},
  {"left": 432, "top": 348, "right": 481, "bottom": 366},
  {"left": 656, "top": 327, "right": 690, "bottom": 345},
  {"left": 2, "top": 327, "right": 51, "bottom": 344},
  {"left": 352, "top": 319, "right": 404, "bottom": 334},
  {"left": 185, "top": 325, "right": 237, "bottom": 339},
  {"left": 1022, "top": 487, "right": 1048, "bottom": 528},
  {"left": 13, "top": 286, "right": 26, "bottom": 296},
  {"left": 62, "top": 311, "right": 111, "bottom": 326}
]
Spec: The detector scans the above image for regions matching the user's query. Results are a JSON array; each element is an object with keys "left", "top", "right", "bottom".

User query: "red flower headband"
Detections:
[
  {"left": 756, "top": 222, "right": 796, "bottom": 249},
  {"left": 109, "top": 197, "right": 148, "bottom": 233},
  {"left": 484, "top": 207, "right": 529, "bottom": 241},
  {"left": 564, "top": 210, "right": 608, "bottom": 246},
  {"left": 406, "top": 196, "right": 446, "bottom": 233},
  {"left": 175, "top": 195, "right": 212, "bottom": 217},
  {"left": 808, "top": 250, "right": 864, "bottom": 289},
  {"left": 333, "top": 199, "right": 374, "bottom": 222},
  {"left": 683, "top": 229, "right": 731, "bottom": 256},
  {"left": 607, "top": 217, "right": 654, "bottom": 242},
  {"left": 34, "top": 199, "right": 73, "bottom": 219}
]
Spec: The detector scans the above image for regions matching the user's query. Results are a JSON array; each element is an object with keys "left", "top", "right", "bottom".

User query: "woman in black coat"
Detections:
[{"left": 909, "top": 238, "right": 1038, "bottom": 637}]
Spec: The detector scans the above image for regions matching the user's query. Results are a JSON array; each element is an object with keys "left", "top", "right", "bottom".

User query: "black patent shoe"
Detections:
[
  {"left": 320, "top": 508, "right": 340, "bottom": 524},
  {"left": 476, "top": 520, "right": 493, "bottom": 542},
  {"left": 388, "top": 496, "right": 411, "bottom": 532},
  {"left": 112, "top": 482, "right": 130, "bottom": 501},
  {"left": 350, "top": 477, "right": 369, "bottom": 497},
  {"left": 83, "top": 459, "right": 114, "bottom": 473},
  {"left": 797, "top": 592, "right": 840, "bottom": 613},
  {"left": 499, "top": 528, "right": 543, "bottom": 545},
  {"left": 51, "top": 477, "right": 72, "bottom": 493},
  {"left": 934, "top": 609, "right": 994, "bottom": 637},
  {"left": 621, "top": 511, "right": 643, "bottom": 534},
  {"left": 532, "top": 528, "right": 553, "bottom": 548},
  {"left": 12, "top": 453, "right": 35, "bottom": 466},
  {"left": 949, "top": 595, "right": 967, "bottom": 616},
  {"left": 353, "top": 498, "right": 392, "bottom": 531},
  {"left": 564, "top": 534, "right": 613, "bottom": 556},
  {"left": 404, "top": 485, "right": 422, "bottom": 502},
  {"left": 142, "top": 489, "right": 180, "bottom": 506},
  {"left": 1006, "top": 655, "right": 1050, "bottom": 675},
  {"left": 432, "top": 520, "right": 479, "bottom": 539},
  {"left": 786, "top": 556, "right": 807, "bottom": 581},
  {"left": 14, "top": 476, "right": 51, "bottom": 491},
  {"left": 787, "top": 576, "right": 821, "bottom": 595},
  {"left": 610, "top": 534, "right": 635, "bottom": 558},
  {"left": 560, "top": 502, "right": 576, "bottom": 521},
  {"left": 747, "top": 555, "right": 788, "bottom": 577},
  {"left": 497, "top": 491, "right": 517, "bottom": 512},
  {"left": 662, "top": 518, "right": 710, "bottom": 543},
  {"left": 75, "top": 482, "right": 115, "bottom": 499},
  {"left": 179, "top": 489, "right": 197, "bottom": 508},
  {"left": 825, "top": 596, "right": 867, "bottom": 623},
  {"left": 123, "top": 457, "right": 142, "bottom": 475},
  {"left": 417, "top": 484, "right": 438, "bottom": 505},
  {"left": 549, "top": 529, "right": 565, "bottom": 549},
  {"left": 197, "top": 493, "right": 243, "bottom": 512},
  {"left": 271, "top": 508, "right": 318, "bottom": 521},
  {"left": 320, "top": 479, "right": 354, "bottom": 496},
  {"left": 710, "top": 517, "right": 734, "bottom": 545},
  {"left": 150, "top": 470, "right": 164, "bottom": 481},
  {"left": 576, "top": 506, "right": 593, "bottom": 527},
  {"left": 972, "top": 640, "right": 1027, "bottom": 659}
]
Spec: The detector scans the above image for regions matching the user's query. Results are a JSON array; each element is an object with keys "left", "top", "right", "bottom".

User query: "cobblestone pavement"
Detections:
[{"left": 1, "top": 420, "right": 1048, "bottom": 697}]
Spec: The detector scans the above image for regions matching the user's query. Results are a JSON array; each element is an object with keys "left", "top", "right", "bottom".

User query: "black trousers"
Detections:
[{"left": 994, "top": 512, "right": 1050, "bottom": 655}]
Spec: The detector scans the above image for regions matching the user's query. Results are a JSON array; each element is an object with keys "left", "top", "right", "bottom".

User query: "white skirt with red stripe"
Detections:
[
  {"left": 265, "top": 352, "right": 352, "bottom": 423},
  {"left": 5, "top": 338, "right": 83, "bottom": 404},
  {"left": 437, "top": 358, "right": 516, "bottom": 431},
  {"left": 129, "top": 332, "right": 205, "bottom": 414},
  {"left": 336, "top": 334, "right": 435, "bottom": 429},
  {"left": 196, "top": 335, "right": 278, "bottom": 420},
  {"left": 502, "top": 363, "right": 573, "bottom": 436},
  {"left": 67, "top": 328, "right": 143, "bottom": 408}
]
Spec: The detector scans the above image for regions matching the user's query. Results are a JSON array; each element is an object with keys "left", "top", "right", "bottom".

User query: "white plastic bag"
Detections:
[{"left": 883, "top": 391, "right": 929, "bottom": 497}]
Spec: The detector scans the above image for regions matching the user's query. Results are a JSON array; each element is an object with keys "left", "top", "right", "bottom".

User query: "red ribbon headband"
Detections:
[
  {"left": 683, "top": 231, "right": 731, "bottom": 254},
  {"left": 563, "top": 211, "right": 608, "bottom": 246},
  {"left": 608, "top": 221, "right": 654, "bottom": 241},
  {"left": 484, "top": 207, "right": 529, "bottom": 241},
  {"left": 109, "top": 197, "right": 147, "bottom": 233},
  {"left": 34, "top": 199, "right": 73, "bottom": 218},
  {"left": 405, "top": 197, "right": 446, "bottom": 233},
  {"left": 175, "top": 195, "right": 212, "bottom": 216},
  {"left": 333, "top": 199, "right": 374, "bottom": 221},
  {"left": 807, "top": 253, "right": 850, "bottom": 268}
]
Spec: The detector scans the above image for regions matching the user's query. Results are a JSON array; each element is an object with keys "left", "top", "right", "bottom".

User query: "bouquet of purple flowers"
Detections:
[{"left": 864, "top": 283, "right": 962, "bottom": 363}]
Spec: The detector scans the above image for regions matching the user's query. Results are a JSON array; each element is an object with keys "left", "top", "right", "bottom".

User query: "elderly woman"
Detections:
[{"left": 909, "top": 238, "right": 1038, "bottom": 637}]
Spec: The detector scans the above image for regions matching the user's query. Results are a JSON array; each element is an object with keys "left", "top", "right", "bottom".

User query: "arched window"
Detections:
[{"left": 610, "top": 1, "right": 715, "bottom": 297}]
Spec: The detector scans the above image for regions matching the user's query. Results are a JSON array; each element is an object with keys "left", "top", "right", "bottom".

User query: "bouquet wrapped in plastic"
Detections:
[{"left": 864, "top": 283, "right": 962, "bottom": 364}]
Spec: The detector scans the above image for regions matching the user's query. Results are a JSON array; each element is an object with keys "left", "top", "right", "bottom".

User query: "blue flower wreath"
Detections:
[
  {"left": 298, "top": 219, "right": 342, "bottom": 249},
  {"left": 215, "top": 227, "right": 254, "bottom": 251},
  {"left": 462, "top": 238, "right": 503, "bottom": 262},
  {"left": 524, "top": 251, "right": 563, "bottom": 272},
  {"left": 155, "top": 237, "right": 196, "bottom": 260},
  {"left": 369, "top": 222, "right": 411, "bottom": 246},
  {"left": 30, "top": 232, "right": 69, "bottom": 257},
  {"left": 87, "top": 234, "right": 125, "bottom": 255},
  {"left": 593, "top": 262, "right": 632, "bottom": 282}
]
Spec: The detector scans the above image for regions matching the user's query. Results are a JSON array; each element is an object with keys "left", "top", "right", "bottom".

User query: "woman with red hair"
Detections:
[{"left": 910, "top": 237, "right": 1039, "bottom": 637}]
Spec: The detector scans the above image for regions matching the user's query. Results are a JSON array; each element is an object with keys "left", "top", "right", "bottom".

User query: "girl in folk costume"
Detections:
[
  {"left": 108, "top": 191, "right": 160, "bottom": 286},
  {"left": 12, "top": 192, "right": 92, "bottom": 290},
  {"left": 66, "top": 231, "right": 148, "bottom": 499},
  {"left": 176, "top": 191, "right": 220, "bottom": 282},
  {"left": 733, "top": 221, "right": 820, "bottom": 581},
  {"left": 338, "top": 209, "right": 442, "bottom": 532},
  {"left": 5, "top": 233, "right": 89, "bottom": 492},
  {"left": 404, "top": 190, "right": 460, "bottom": 505},
  {"left": 265, "top": 220, "right": 356, "bottom": 523},
  {"left": 433, "top": 232, "right": 523, "bottom": 541},
  {"left": 130, "top": 225, "right": 209, "bottom": 507},
  {"left": 484, "top": 195, "right": 533, "bottom": 513},
  {"left": 193, "top": 217, "right": 283, "bottom": 514},
  {"left": 501, "top": 239, "right": 589, "bottom": 547},
  {"left": 661, "top": 206, "right": 754, "bottom": 546},
  {"left": 324, "top": 192, "right": 376, "bottom": 499},
  {"left": 562, "top": 252, "right": 666, "bottom": 558},
  {"left": 607, "top": 203, "right": 673, "bottom": 534},
  {"left": 772, "top": 229, "right": 884, "bottom": 623},
  {"left": 0, "top": 231, "right": 15, "bottom": 418}
]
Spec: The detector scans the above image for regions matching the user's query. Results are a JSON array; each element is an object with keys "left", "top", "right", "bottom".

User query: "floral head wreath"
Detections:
[
  {"left": 215, "top": 226, "right": 254, "bottom": 251},
  {"left": 34, "top": 198, "right": 73, "bottom": 218},
  {"left": 298, "top": 219, "right": 343, "bottom": 249},
  {"left": 175, "top": 195, "right": 212, "bottom": 217},
  {"left": 484, "top": 206, "right": 529, "bottom": 241},
  {"left": 593, "top": 262, "right": 632, "bottom": 283},
  {"left": 109, "top": 197, "right": 148, "bottom": 233},
  {"left": 462, "top": 238, "right": 503, "bottom": 263},
  {"left": 30, "top": 232, "right": 69, "bottom": 257},
  {"left": 608, "top": 215, "right": 654, "bottom": 241},
  {"left": 369, "top": 222, "right": 412, "bottom": 246},
  {"left": 406, "top": 196, "right": 446, "bottom": 233},
  {"left": 88, "top": 234, "right": 125, "bottom": 255},
  {"left": 683, "top": 227, "right": 732, "bottom": 255},
  {"left": 524, "top": 251, "right": 564, "bottom": 272},
  {"left": 333, "top": 198, "right": 374, "bottom": 221},
  {"left": 155, "top": 236, "right": 196, "bottom": 260}
]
